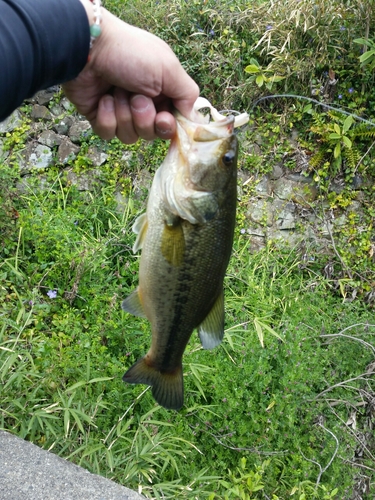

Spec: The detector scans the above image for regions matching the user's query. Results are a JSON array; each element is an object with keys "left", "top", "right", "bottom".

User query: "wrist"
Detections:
[{"left": 78, "top": 0, "right": 103, "bottom": 52}]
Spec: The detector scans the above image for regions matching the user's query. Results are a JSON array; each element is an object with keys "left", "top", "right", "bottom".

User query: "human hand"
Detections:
[{"left": 62, "top": 1, "right": 199, "bottom": 143}]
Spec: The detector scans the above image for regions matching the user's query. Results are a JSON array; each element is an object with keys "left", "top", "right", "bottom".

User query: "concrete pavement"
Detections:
[{"left": 0, "top": 431, "right": 146, "bottom": 500}]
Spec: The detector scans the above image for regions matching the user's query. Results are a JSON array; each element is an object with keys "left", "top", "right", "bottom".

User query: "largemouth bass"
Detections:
[{"left": 122, "top": 98, "right": 249, "bottom": 410}]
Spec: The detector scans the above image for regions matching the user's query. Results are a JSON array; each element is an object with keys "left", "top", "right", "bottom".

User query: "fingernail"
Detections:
[
  {"left": 131, "top": 95, "right": 150, "bottom": 112},
  {"left": 103, "top": 96, "right": 114, "bottom": 111},
  {"left": 156, "top": 125, "right": 172, "bottom": 136},
  {"left": 156, "top": 118, "right": 172, "bottom": 136}
]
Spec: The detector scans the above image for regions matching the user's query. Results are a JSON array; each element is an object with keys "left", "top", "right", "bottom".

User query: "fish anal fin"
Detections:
[
  {"left": 121, "top": 288, "right": 146, "bottom": 318},
  {"left": 198, "top": 291, "right": 225, "bottom": 349},
  {"left": 123, "top": 357, "right": 184, "bottom": 410},
  {"left": 132, "top": 213, "right": 148, "bottom": 253},
  {"left": 161, "top": 218, "right": 185, "bottom": 267}
]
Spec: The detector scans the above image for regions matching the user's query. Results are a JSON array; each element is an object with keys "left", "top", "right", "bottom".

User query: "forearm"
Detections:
[{"left": 0, "top": 0, "right": 90, "bottom": 120}]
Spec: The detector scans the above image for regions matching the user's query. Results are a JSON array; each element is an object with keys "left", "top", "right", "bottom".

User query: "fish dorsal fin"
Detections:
[
  {"left": 132, "top": 213, "right": 148, "bottom": 253},
  {"left": 123, "top": 357, "right": 184, "bottom": 410},
  {"left": 121, "top": 288, "right": 146, "bottom": 318},
  {"left": 161, "top": 216, "right": 185, "bottom": 267},
  {"left": 198, "top": 291, "right": 225, "bottom": 349}
]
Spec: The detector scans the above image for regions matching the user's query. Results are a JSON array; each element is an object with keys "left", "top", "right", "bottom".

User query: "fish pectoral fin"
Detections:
[
  {"left": 198, "top": 291, "right": 225, "bottom": 349},
  {"left": 121, "top": 288, "right": 146, "bottom": 318},
  {"left": 161, "top": 218, "right": 185, "bottom": 267},
  {"left": 123, "top": 357, "right": 184, "bottom": 411},
  {"left": 132, "top": 212, "right": 148, "bottom": 253}
]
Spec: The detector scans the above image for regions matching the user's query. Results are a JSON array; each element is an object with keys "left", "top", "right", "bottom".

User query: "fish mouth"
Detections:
[
  {"left": 188, "top": 97, "right": 248, "bottom": 128},
  {"left": 175, "top": 97, "right": 249, "bottom": 142}
]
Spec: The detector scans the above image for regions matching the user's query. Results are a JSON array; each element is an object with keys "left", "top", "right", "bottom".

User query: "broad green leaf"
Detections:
[
  {"left": 333, "top": 124, "right": 341, "bottom": 135},
  {"left": 255, "top": 74, "right": 264, "bottom": 87},
  {"left": 359, "top": 49, "right": 375, "bottom": 64},
  {"left": 342, "top": 136, "right": 352, "bottom": 148},
  {"left": 329, "top": 133, "right": 341, "bottom": 140},
  {"left": 334, "top": 142, "right": 341, "bottom": 159},
  {"left": 342, "top": 115, "right": 354, "bottom": 134},
  {"left": 245, "top": 64, "right": 261, "bottom": 74},
  {"left": 353, "top": 38, "right": 373, "bottom": 47},
  {"left": 270, "top": 75, "right": 285, "bottom": 82}
]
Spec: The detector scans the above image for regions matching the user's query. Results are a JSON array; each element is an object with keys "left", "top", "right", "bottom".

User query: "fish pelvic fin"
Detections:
[
  {"left": 123, "top": 357, "right": 184, "bottom": 411},
  {"left": 132, "top": 212, "right": 148, "bottom": 253},
  {"left": 161, "top": 217, "right": 185, "bottom": 267},
  {"left": 121, "top": 288, "right": 146, "bottom": 318},
  {"left": 198, "top": 290, "right": 225, "bottom": 349}
]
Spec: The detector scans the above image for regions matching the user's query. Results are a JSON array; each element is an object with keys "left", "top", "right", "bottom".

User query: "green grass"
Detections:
[{"left": 1, "top": 160, "right": 374, "bottom": 498}]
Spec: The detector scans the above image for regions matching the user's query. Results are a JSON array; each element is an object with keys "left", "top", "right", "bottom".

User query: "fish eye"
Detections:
[{"left": 222, "top": 150, "right": 235, "bottom": 166}]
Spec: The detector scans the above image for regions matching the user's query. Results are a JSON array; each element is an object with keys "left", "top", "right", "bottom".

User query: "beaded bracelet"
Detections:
[{"left": 89, "top": 0, "right": 102, "bottom": 49}]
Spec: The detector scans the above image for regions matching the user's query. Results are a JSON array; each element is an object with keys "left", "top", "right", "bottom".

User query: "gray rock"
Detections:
[
  {"left": 350, "top": 200, "right": 363, "bottom": 212},
  {"left": 248, "top": 235, "right": 266, "bottom": 253},
  {"left": 132, "top": 169, "right": 153, "bottom": 199},
  {"left": 270, "top": 163, "right": 283, "bottom": 180},
  {"left": 50, "top": 104, "right": 64, "bottom": 116},
  {"left": 273, "top": 178, "right": 318, "bottom": 205},
  {"left": 285, "top": 173, "right": 314, "bottom": 184},
  {"left": 274, "top": 201, "right": 296, "bottom": 230},
  {"left": 0, "top": 110, "right": 22, "bottom": 133},
  {"left": 61, "top": 97, "right": 75, "bottom": 112},
  {"left": 273, "top": 178, "right": 297, "bottom": 200},
  {"left": 255, "top": 175, "right": 272, "bottom": 196},
  {"left": 0, "top": 430, "right": 146, "bottom": 500},
  {"left": 16, "top": 175, "right": 50, "bottom": 193},
  {"left": 69, "top": 121, "right": 92, "bottom": 143},
  {"left": 38, "top": 130, "right": 62, "bottom": 148},
  {"left": 329, "top": 180, "right": 345, "bottom": 194},
  {"left": 246, "top": 143, "right": 262, "bottom": 156},
  {"left": 53, "top": 116, "right": 74, "bottom": 135},
  {"left": 31, "top": 105, "right": 53, "bottom": 122},
  {"left": 35, "top": 87, "right": 60, "bottom": 106},
  {"left": 246, "top": 199, "right": 273, "bottom": 226},
  {"left": 352, "top": 174, "right": 363, "bottom": 189},
  {"left": 267, "top": 228, "right": 302, "bottom": 246},
  {"left": 87, "top": 146, "right": 108, "bottom": 166},
  {"left": 333, "top": 214, "right": 347, "bottom": 227},
  {"left": 276, "top": 211, "right": 296, "bottom": 230},
  {"left": 320, "top": 220, "right": 334, "bottom": 238},
  {"left": 66, "top": 169, "right": 102, "bottom": 191},
  {"left": 27, "top": 144, "right": 54, "bottom": 170},
  {"left": 115, "top": 190, "right": 130, "bottom": 213},
  {"left": 246, "top": 227, "right": 265, "bottom": 237},
  {"left": 290, "top": 128, "right": 299, "bottom": 146},
  {"left": 58, "top": 139, "right": 80, "bottom": 164},
  {"left": 121, "top": 151, "right": 134, "bottom": 164},
  {"left": 0, "top": 138, "right": 9, "bottom": 160}
]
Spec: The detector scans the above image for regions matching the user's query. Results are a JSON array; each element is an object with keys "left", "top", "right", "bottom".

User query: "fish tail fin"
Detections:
[{"left": 123, "top": 357, "right": 184, "bottom": 411}]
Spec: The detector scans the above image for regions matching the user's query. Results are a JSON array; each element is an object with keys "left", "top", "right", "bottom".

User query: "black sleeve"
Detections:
[{"left": 0, "top": 0, "right": 90, "bottom": 121}]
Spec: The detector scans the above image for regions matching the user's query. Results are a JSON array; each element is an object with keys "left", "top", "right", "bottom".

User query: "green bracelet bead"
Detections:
[{"left": 90, "top": 23, "right": 102, "bottom": 38}]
